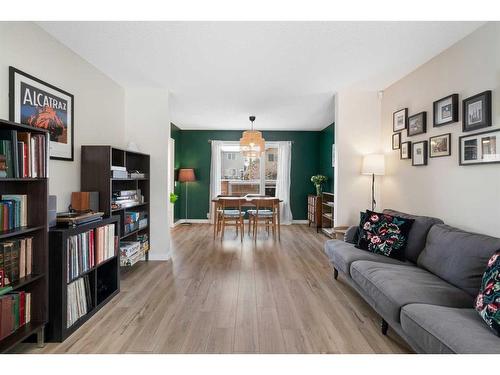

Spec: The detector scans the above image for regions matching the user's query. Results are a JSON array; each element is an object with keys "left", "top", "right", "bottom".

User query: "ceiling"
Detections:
[{"left": 38, "top": 21, "right": 483, "bottom": 131}]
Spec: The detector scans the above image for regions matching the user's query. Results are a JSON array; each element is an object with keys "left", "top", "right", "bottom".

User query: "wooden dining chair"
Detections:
[
  {"left": 248, "top": 198, "right": 280, "bottom": 241},
  {"left": 216, "top": 198, "right": 245, "bottom": 242}
]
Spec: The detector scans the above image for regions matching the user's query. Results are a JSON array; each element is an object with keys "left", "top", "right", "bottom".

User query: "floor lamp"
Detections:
[
  {"left": 361, "top": 154, "right": 385, "bottom": 211},
  {"left": 178, "top": 168, "right": 196, "bottom": 225}
]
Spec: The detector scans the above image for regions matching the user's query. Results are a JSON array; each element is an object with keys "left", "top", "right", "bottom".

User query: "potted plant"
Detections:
[
  {"left": 169, "top": 193, "right": 178, "bottom": 204},
  {"left": 310, "top": 175, "right": 327, "bottom": 196}
]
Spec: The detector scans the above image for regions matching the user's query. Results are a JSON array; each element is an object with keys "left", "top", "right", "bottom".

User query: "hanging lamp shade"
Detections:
[{"left": 240, "top": 116, "right": 265, "bottom": 157}]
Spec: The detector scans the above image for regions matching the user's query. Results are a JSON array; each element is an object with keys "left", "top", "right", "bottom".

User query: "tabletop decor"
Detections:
[{"left": 310, "top": 174, "right": 327, "bottom": 196}]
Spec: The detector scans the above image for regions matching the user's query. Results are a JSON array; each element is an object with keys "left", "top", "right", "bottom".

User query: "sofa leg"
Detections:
[
  {"left": 333, "top": 268, "right": 338, "bottom": 280},
  {"left": 381, "top": 319, "right": 389, "bottom": 335}
]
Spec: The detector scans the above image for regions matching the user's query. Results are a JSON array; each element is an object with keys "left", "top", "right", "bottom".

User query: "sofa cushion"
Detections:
[
  {"left": 401, "top": 304, "right": 500, "bottom": 354},
  {"left": 382, "top": 209, "right": 443, "bottom": 263},
  {"left": 323, "top": 240, "right": 409, "bottom": 276},
  {"left": 356, "top": 210, "right": 414, "bottom": 259},
  {"left": 474, "top": 250, "right": 500, "bottom": 336},
  {"left": 417, "top": 224, "right": 500, "bottom": 297},
  {"left": 350, "top": 261, "right": 472, "bottom": 323}
]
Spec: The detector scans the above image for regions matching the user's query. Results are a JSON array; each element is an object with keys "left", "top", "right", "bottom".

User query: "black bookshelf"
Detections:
[
  {"left": 81, "top": 146, "right": 150, "bottom": 264},
  {"left": 0, "top": 119, "right": 49, "bottom": 353},
  {"left": 47, "top": 216, "right": 120, "bottom": 342}
]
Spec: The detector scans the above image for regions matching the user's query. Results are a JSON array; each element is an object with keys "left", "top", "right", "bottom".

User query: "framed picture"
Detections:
[
  {"left": 408, "top": 112, "right": 427, "bottom": 136},
  {"left": 462, "top": 90, "right": 492, "bottom": 132},
  {"left": 429, "top": 133, "right": 451, "bottom": 158},
  {"left": 459, "top": 129, "right": 500, "bottom": 166},
  {"left": 392, "top": 132, "right": 401, "bottom": 150},
  {"left": 9, "top": 67, "right": 74, "bottom": 161},
  {"left": 433, "top": 94, "right": 458, "bottom": 127},
  {"left": 400, "top": 141, "right": 411, "bottom": 160},
  {"left": 393, "top": 108, "right": 408, "bottom": 132},
  {"left": 412, "top": 141, "right": 428, "bottom": 166}
]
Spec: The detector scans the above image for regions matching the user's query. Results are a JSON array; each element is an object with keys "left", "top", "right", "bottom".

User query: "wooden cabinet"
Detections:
[{"left": 307, "top": 195, "right": 322, "bottom": 232}]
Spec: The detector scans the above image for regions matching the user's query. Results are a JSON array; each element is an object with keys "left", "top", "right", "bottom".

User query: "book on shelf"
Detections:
[
  {"left": 119, "top": 241, "right": 144, "bottom": 267},
  {"left": 0, "top": 237, "right": 33, "bottom": 285},
  {"left": 67, "top": 230, "right": 95, "bottom": 282},
  {"left": 0, "top": 291, "right": 31, "bottom": 340},
  {"left": 111, "top": 189, "right": 143, "bottom": 210},
  {"left": 95, "top": 223, "right": 116, "bottom": 265},
  {"left": 1, "top": 194, "right": 28, "bottom": 229},
  {"left": 0, "top": 129, "right": 47, "bottom": 179},
  {"left": 124, "top": 211, "right": 148, "bottom": 234},
  {"left": 67, "top": 276, "right": 92, "bottom": 328}
]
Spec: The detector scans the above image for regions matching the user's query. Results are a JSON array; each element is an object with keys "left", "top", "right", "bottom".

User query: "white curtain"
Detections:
[
  {"left": 209, "top": 140, "right": 223, "bottom": 223},
  {"left": 276, "top": 141, "right": 293, "bottom": 224}
]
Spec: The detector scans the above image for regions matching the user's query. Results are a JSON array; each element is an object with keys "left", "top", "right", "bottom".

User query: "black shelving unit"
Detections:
[
  {"left": 47, "top": 216, "right": 120, "bottom": 342},
  {"left": 81, "top": 145, "right": 150, "bottom": 264},
  {"left": 0, "top": 119, "right": 49, "bottom": 353}
]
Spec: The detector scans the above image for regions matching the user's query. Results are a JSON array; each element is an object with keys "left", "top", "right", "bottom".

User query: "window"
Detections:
[{"left": 219, "top": 143, "right": 278, "bottom": 196}]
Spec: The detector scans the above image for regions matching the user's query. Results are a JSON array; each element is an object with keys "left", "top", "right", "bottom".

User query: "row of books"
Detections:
[
  {"left": 67, "top": 276, "right": 91, "bottom": 328},
  {"left": 0, "top": 237, "right": 33, "bottom": 286},
  {"left": 66, "top": 224, "right": 117, "bottom": 282},
  {"left": 0, "top": 129, "right": 48, "bottom": 178},
  {"left": 0, "top": 291, "right": 31, "bottom": 340},
  {"left": 110, "top": 166, "right": 147, "bottom": 179},
  {"left": 0, "top": 194, "right": 28, "bottom": 231},
  {"left": 111, "top": 189, "right": 144, "bottom": 210},
  {"left": 67, "top": 230, "right": 94, "bottom": 282},
  {"left": 124, "top": 211, "right": 148, "bottom": 235}
]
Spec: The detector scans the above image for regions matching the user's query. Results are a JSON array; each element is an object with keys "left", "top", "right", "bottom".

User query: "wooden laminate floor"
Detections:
[{"left": 16, "top": 224, "right": 411, "bottom": 354}]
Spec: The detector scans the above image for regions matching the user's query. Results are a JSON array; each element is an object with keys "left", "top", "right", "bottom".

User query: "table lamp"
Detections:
[
  {"left": 361, "top": 154, "right": 385, "bottom": 211},
  {"left": 178, "top": 168, "right": 196, "bottom": 225}
]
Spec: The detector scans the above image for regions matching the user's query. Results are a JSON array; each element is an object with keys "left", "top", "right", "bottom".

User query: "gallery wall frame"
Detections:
[
  {"left": 459, "top": 128, "right": 500, "bottom": 166},
  {"left": 412, "top": 140, "right": 428, "bottom": 166},
  {"left": 462, "top": 90, "right": 492, "bottom": 133},
  {"left": 408, "top": 111, "right": 427, "bottom": 137},
  {"left": 433, "top": 94, "right": 458, "bottom": 127},
  {"left": 429, "top": 133, "right": 451, "bottom": 158}
]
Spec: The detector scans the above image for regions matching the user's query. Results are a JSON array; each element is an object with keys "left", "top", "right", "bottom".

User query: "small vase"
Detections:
[{"left": 316, "top": 185, "right": 322, "bottom": 196}]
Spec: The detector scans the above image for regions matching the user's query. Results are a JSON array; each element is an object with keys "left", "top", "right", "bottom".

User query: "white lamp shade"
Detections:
[{"left": 361, "top": 154, "right": 385, "bottom": 176}]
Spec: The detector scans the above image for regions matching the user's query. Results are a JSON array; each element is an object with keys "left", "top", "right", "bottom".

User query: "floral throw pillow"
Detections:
[
  {"left": 356, "top": 210, "right": 414, "bottom": 259},
  {"left": 474, "top": 250, "right": 500, "bottom": 336}
]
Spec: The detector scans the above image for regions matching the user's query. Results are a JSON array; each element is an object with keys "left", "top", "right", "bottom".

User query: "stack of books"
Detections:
[
  {"left": 0, "top": 237, "right": 33, "bottom": 285},
  {"left": 119, "top": 241, "right": 143, "bottom": 267},
  {"left": 67, "top": 230, "right": 95, "bottom": 282},
  {"left": 111, "top": 165, "right": 127, "bottom": 179},
  {"left": 0, "top": 290, "right": 31, "bottom": 339},
  {"left": 0, "top": 129, "right": 48, "bottom": 178},
  {"left": 137, "top": 233, "right": 149, "bottom": 255},
  {"left": 95, "top": 223, "right": 116, "bottom": 264},
  {"left": 66, "top": 276, "right": 91, "bottom": 328},
  {"left": 112, "top": 189, "right": 142, "bottom": 209},
  {"left": 0, "top": 194, "right": 28, "bottom": 230}
]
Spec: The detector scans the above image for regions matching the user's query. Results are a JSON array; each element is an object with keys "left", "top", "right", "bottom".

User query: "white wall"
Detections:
[
  {"left": 381, "top": 22, "right": 500, "bottom": 237},
  {"left": 334, "top": 90, "right": 382, "bottom": 226},
  {"left": 0, "top": 22, "right": 126, "bottom": 211},
  {"left": 125, "top": 89, "right": 171, "bottom": 260}
]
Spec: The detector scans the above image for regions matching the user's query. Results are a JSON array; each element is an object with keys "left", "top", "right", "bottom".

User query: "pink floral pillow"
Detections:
[{"left": 356, "top": 210, "right": 414, "bottom": 259}]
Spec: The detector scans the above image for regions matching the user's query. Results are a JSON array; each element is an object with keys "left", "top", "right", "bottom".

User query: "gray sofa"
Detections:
[{"left": 324, "top": 209, "right": 500, "bottom": 354}]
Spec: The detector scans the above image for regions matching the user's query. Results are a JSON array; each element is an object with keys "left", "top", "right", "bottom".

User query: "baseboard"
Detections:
[
  {"left": 175, "top": 219, "right": 211, "bottom": 224},
  {"left": 292, "top": 220, "right": 309, "bottom": 224}
]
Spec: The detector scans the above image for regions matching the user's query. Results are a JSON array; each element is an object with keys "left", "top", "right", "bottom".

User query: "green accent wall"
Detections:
[
  {"left": 171, "top": 124, "right": 334, "bottom": 221},
  {"left": 318, "top": 123, "right": 335, "bottom": 192}
]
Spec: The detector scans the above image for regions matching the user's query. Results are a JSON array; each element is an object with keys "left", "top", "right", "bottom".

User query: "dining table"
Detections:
[{"left": 211, "top": 195, "right": 282, "bottom": 238}]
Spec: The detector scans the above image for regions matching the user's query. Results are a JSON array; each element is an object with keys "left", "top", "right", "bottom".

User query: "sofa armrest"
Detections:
[{"left": 344, "top": 225, "right": 359, "bottom": 244}]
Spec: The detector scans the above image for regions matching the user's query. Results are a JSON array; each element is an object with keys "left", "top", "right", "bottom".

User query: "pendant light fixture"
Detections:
[{"left": 240, "top": 115, "right": 265, "bottom": 158}]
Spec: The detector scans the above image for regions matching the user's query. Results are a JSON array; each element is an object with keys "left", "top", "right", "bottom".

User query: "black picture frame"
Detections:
[
  {"left": 433, "top": 94, "right": 458, "bottom": 127},
  {"left": 462, "top": 90, "right": 492, "bottom": 133},
  {"left": 459, "top": 128, "right": 500, "bottom": 166},
  {"left": 393, "top": 108, "right": 408, "bottom": 132},
  {"left": 429, "top": 133, "right": 451, "bottom": 158},
  {"left": 412, "top": 140, "right": 428, "bottom": 166},
  {"left": 9, "top": 66, "right": 74, "bottom": 161},
  {"left": 392, "top": 132, "right": 401, "bottom": 150},
  {"left": 407, "top": 111, "right": 427, "bottom": 137},
  {"left": 400, "top": 141, "right": 411, "bottom": 160}
]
